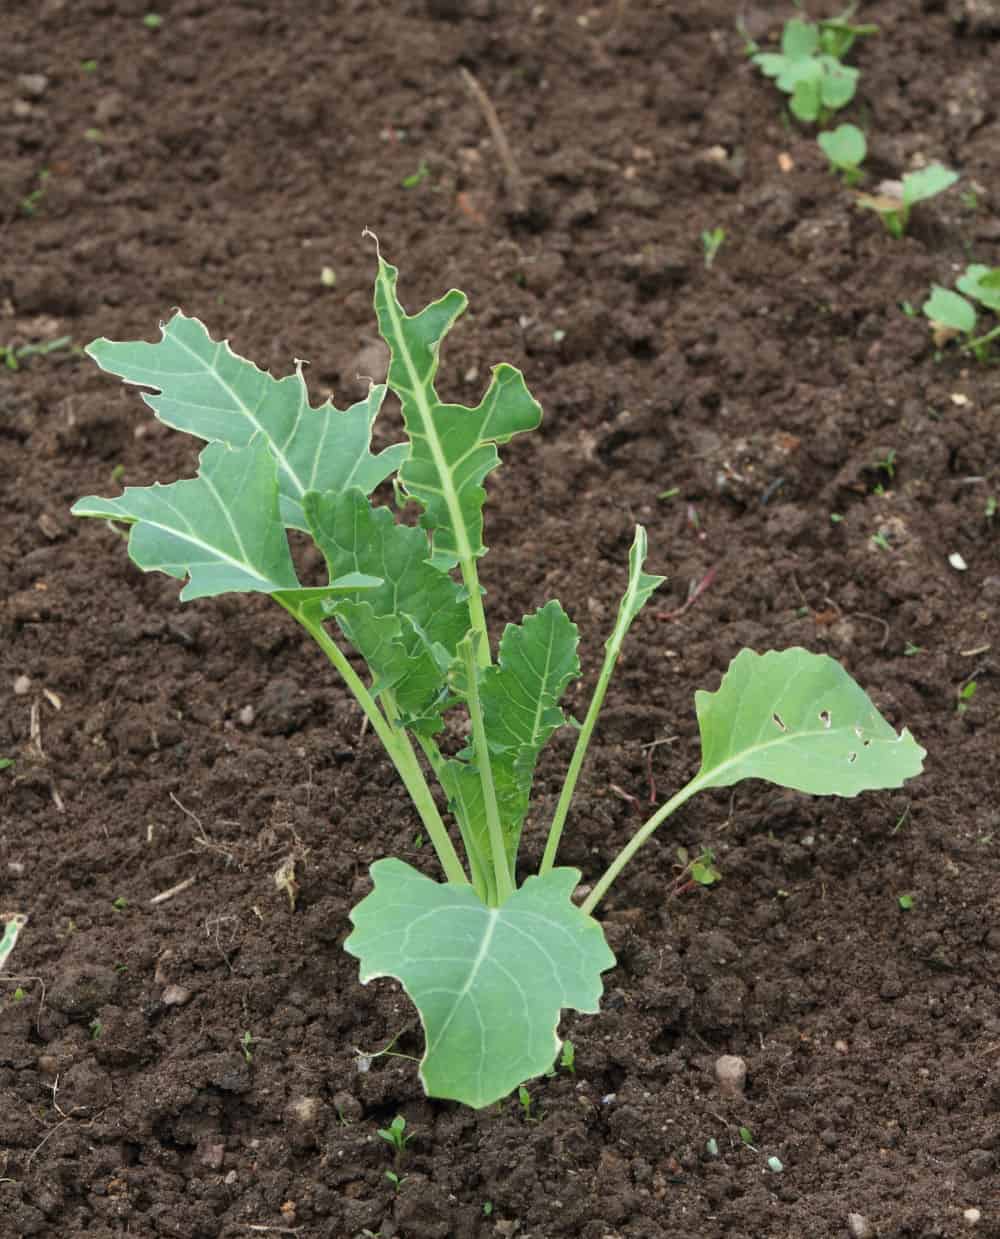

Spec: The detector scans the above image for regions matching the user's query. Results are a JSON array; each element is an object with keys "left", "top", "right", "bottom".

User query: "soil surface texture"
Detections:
[{"left": 2, "top": 2, "right": 999, "bottom": 1237}]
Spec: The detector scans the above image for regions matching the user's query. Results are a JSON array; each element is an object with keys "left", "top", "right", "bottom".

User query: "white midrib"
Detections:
[{"left": 424, "top": 907, "right": 499, "bottom": 1059}]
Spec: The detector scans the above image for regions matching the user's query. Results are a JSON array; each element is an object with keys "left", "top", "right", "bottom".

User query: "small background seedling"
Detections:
[
  {"left": 559, "top": 1039, "right": 576, "bottom": 1074},
  {"left": 956, "top": 681, "right": 977, "bottom": 715},
  {"left": 749, "top": 8, "right": 875, "bottom": 124},
  {"left": 701, "top": 227, "right": 726, "bottom": 269},
  {"left": 517, "top": 1085, "right": 539, "bottom": 1122},
  {"left": 898, "top": 893, "right": 915, "bottom": 910},
  {"left": 818, "top": 123, "right": 866, "bottom": 184},
  {"left": 239, "top": 1030, "right": 254, "bottom": 1062},
  {"left": 923, "top": 265, "right": 1000, "bottom": 359},
  {"left": 672, "top": 846, "right": 721, "bottom": 896},
  {"left": 377, "top": 1114, "right": 411, "bottom": 1161},
  {"left": 401, "top": 159, "right": 430, "bottom": 189},
  {"left": 858, "top": 165, "right": 959, "bottom": 238}
]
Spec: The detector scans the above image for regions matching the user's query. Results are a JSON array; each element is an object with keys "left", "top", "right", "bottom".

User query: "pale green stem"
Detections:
[
  {"left": 965, "top": 323, "right": 1000, "bottom": 356},
  {"left": 462, "top": 636, "right": 513, "bottom": 903},
  {"left": 283, "top": 601, "right": 468, "bottom": 887},
  {"left": 540, "top": 641, "right": 624, "bottom": 876},
  {"left": 580, "top": 772, "right": 712, "bottom": 917},
  {"left": 413, "top": 729, "right": 494, "bottom": 904}
]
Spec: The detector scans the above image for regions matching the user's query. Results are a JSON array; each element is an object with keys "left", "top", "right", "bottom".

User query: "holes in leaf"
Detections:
[
  {"left": 818, "top": 709, "right": 831, "bottom": 728},
  {"left": 772, "top": 712, "right": 787, "bottom": 732},
  {"left": 847, "top": 752, "right": 857, "bottom": 763}
]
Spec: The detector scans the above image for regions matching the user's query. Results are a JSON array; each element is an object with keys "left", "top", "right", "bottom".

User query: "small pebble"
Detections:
[
  {"left": 13, "top": 675, "right": 31, "bottom": 695},
  {"left": 18, "top": 73, "right": 49, "bottom": 97},
  {"left": 847, "top": 1213, "right": 873, "bottom": 1239},
  {"left": 162, "top": 984, "right": 192, "bottom": 1006},
  {"left": 715, "top": 1054, "right": 748, "bottom": 1098},
  {"left": 964, "top": 1208, "right": 981, "bottom": 1227},
  {"left": 238, "top": 705, "right": 255, "bottom": 727}
]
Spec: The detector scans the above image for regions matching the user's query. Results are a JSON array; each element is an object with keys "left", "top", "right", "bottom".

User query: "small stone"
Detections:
[
  {"left": 237, "top": 705, "right": 255, "bottom": 727},
  {"left": 715, "top": 1055, "right": 747, "bottom": 1098},
  {"left": 197, "top": 1141, "right": 225, "bottom": 1170},
  {"left": 847, "top": 1213, "right": 874, "bottom": 1239},
  {"left": 162, "top": 984, "right": 192, "bottom": 1006},
  {"left": 964, "top": 1208, "right": 982, "bottom": 1226},
  {"left": 7, "top": 861, "right": 25, "bottom": 877},
  {"left": 13, "top": 674, "right": 31, "bottom": 695},
  {"left": 18, "top": 73, "right": 49, "bottom": 98}
]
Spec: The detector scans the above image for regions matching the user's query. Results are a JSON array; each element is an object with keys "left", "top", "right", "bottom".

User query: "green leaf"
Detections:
[
  {"left": 607, "top": 525, "right": 666, "bottom": 654},
  {"left": 781, "top": 18, "right": 819, "bottom": 59},
  {"left": 694, "top": 648, "right": 926, "bottom": 796},
  {"left": 371, "top": 252, "right": 542, "bottom": 571},
  {"left": 443, "top": 601, "right": 581, "bottom": 875},
  {"left": 818, "top": 124, "right": 866, "bottom": 172},
  {"left": 86, "top": 313, "right": 406, "bottom": 531},
  {"left": 956, "top": 265, "right": 1000, "bottom": 313},
  {"left": 344, "top": 858, "right": 615, "bottom": 1108},
  {"left": 790, "top": 71, "right": 823, "bottom": 122},
  {"left": 304, "top": 489, "right": 468, "bottom": 728},
  {"left": 72, "top": 440, "right": 378, "bottom": 603},
  {"left": 923, "top": 287, "right": 976, "bottom": 335},
  {"left": 818, "top": 58, "right": 858, "bottom": 111},
  {"left": 902, "top": 165, "right": 959, "bottom": 210}
]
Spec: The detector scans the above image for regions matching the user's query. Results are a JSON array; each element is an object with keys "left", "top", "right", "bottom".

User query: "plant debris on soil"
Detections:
[{"left": 1, "top": 2, "right": 998, "bottom": 1237}]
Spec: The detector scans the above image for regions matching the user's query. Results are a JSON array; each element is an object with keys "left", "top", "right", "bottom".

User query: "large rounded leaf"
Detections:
[
  {"left": 345, "top": 859, "right": 615, "bottom": 1108},
  {"left": 695, "top": 648, "right": 926, "bottom": 796}
]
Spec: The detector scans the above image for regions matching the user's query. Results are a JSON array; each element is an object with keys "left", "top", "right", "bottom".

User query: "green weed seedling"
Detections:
[
  {"left": 377, "top": 1115, "right": 411, "bottom": 1159},
  {"left": 749, "top": 6, "right": 876, "bottom": 124},
  {"left": 817, "top": 123, "right": 866, "bottom": 184},
  {"left": 701, "top": 227, "right": 726, "bottom": 269},
  {"left": 858, "top": 165, "right": 959, "bottom": 238},
  {"left": 72, "top": 241, "right": 926, "bottom": 1109},
  {"left": 923, "top": 265, "right": 1000, "bottom": 360},
  {"left": 0, "top": 335, "right": 74, "bottom": 372}
]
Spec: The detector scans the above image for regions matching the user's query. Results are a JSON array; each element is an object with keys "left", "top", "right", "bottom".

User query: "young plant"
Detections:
[
  {"left": 858, "top": 165, "right": 959, "bottom": 238},
  {"left": 922, "top": 265, "right": 1000, "bottom": 360},
  {"left": 749, "top": 7, "right": 875, "bottom": 124},
  {"left": 377, "top": 1115, "right": 411, "bottom": 1159},
  {"left": 701, "top": 227, "right": 726, "bottom": 269},
  {"left": 817, "top": 123, "right": 866, "bottom": 184},
  {"left": 71, "top": 244, "right": 926, "bottom": 1109}
]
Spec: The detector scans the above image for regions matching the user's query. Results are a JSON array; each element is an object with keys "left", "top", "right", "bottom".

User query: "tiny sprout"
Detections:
[
  {"left": 986, "top": 497, "right": 997, "bottom": 520},
  {"left": 517, "top": 1084, "right": 536, "bottom": 1121},
  {"left": 385, "top": 1169, "right": 405, "bottom": 1189},
  {"left": 142, "top": 13, "right": 163, "bottom": 28},
  {"left": 956, "top": 681, "right": 977, "bottom": 715},
  {"left": 903, "top": 642, "right": 923, "bottom": 657},
  {"left": 111, "top": 896, "right": 128, "bottom": 911},
  {"left": 818, "top": 123, "right": 866, "bottom": 185},
  {"left": 701, "top": 227, "right": 726, "bottom": 269},
  {"left": 377, "top": 1114, "right": 411, "bottom": 1157},
  {"left": 560, "top": 1039, "right": 576, "bottom": 1073},
  {"left": 829, "top": 512, "right": 844, "bottom": 524},
  {"left": 923, "top": 265, "right": 1000, "bottom": 360},
  {"left": 320, "top": 266, "right": 337, "bottom": 288},
  {"left": 401, "top": 159, "right": 430, "bottom": 189},
  {"left": 483, "top": 1201, "right": 494, "bottom": 1217},
  {"left": 870, "top": 531, "right": 891, "bottom": 552},
  {"left": 80, "top": 59, "right": 98, "bottom": 73},
  {"left": 239, "top": 1030, "right": 254, "bottom": 1062},
  {"left": 89, "top": 1018, "right": 103, "bottom": 1039},
  {"left": 739, "top": 1126, "right": 755, "bottom": 1148},
  {"left": 898, "top": 893, "right": 914, "bottom": 910},
  {"left": 13, "top": 987, "right": 27, "bottom": 1002}
]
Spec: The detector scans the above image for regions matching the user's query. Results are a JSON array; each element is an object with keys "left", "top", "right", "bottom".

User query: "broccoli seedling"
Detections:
[
  {"left": 72, "top": 242, "right": 925, "bottom": 1110},
  {"left": 817, "top": 123, "right": 866, "bottom": 184},
  {"left": 858, "top": 165, "right": 959, "bottom": 238}
]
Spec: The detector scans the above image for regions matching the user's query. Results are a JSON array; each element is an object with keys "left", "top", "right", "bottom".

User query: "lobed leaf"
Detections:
[
  {"left": 73, "top": 439, "right": 375, "bottom": 603},
  {"left": 305, "top": 489, "right": 468, "bottom": 729},
  {"left": 345, "top": 858, "right": 615, "bottom": 1108},
  {"left": 694, "top": 648, "right": 926, "bottom": 796},
  {"left": 371, "top": 253, "right": 542, "bottom": 571},
  {"left": 86, "top": 313, "right": 406, "bottom": 531}
]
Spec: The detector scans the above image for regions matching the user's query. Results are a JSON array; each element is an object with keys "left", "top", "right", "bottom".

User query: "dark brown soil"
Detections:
[{"left": 2, "top": 1, "right": 999, "bottom": 1236}]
